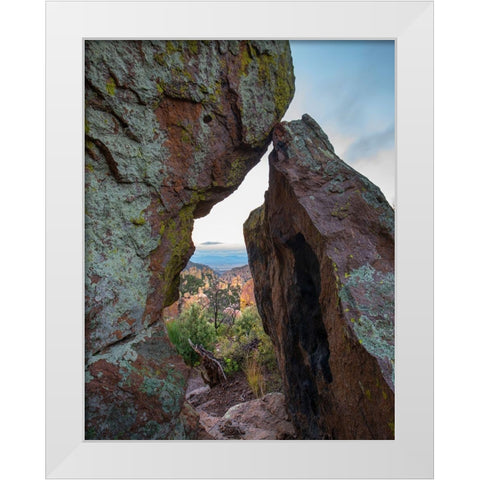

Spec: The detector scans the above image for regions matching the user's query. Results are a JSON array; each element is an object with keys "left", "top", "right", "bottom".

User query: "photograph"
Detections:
[{"left": 84, "top": 39, "right": 395, "bottom": 441}]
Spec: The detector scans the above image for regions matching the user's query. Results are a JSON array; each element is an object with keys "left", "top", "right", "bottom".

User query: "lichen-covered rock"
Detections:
[
  {"left": 85, "top": 327, "right": 198, "bottom": 439},
  {"left": 85, "top": 40, "right": 294, "bottom": 439},
  {"left": 244, "top": 114, "right": 394, "bottom": 439}
]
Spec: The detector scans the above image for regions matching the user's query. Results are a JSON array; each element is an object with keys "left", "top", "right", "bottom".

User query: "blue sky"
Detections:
[{"left": 192, "top": 41, "right": 395, "bottom": 245}]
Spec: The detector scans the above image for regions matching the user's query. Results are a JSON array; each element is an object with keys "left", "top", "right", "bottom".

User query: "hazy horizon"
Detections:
[{"left": 190, "top": 243, "right": 248, "bottom": 272}]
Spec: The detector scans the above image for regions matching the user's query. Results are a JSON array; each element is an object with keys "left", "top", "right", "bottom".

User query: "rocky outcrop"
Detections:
[
  {"left": 240, "top": 278, "right": 256, "bottom": 310},
  {"left": 244, "top": 115, "right": 395, "bottom": 439},
  {"left": 85, "top": 40, "right": 294, "bottom": 439},
  {"left": 204, "top": 393, "right": 295, "bottom": 440}
]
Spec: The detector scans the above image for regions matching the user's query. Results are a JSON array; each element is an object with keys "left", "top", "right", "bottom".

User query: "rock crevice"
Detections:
[{"left": 244, "top": 114, "right": 395, "bottom": 440}]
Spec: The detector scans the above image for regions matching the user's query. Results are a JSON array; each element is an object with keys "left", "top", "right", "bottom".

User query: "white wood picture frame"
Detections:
[{"left": 46, "top": 1, "right": 433, "bottom": 478}]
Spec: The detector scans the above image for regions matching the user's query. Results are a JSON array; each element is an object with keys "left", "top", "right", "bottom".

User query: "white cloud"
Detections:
[
  {"left": 326, "top": 129, "right": 357, "bottom": 158},
  {"left": 350, "top": 148, "right": 396, "bottom": 206}
]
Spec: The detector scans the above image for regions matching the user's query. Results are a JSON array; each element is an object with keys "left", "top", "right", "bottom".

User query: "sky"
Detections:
[{"left": 192, "top": 41, "right": 395, "bottom": 246}]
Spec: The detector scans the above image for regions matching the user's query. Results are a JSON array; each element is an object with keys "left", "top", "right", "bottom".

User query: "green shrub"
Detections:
[
  {"left": 234, "top": 306, "right": 257, "bottom": 336},
  {"left": 179, "top": 274, "right": 203, "bottom": 295},
  {"left": 166, "top": 303, "right": 216, "bottom": 366},
  {"left": 216, "top": 306, "right": 277, "bottom": 377},
  {"left": 223, "top": 357, "right": 240, "bottom": 375}
]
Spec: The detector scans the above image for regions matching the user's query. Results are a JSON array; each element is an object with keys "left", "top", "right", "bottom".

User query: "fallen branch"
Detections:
[{"left": 188, "top": 338, "right": 227, "bottom": 387}]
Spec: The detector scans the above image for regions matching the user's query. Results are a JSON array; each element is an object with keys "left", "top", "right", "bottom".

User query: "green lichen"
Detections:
[
  {"left": 153, "top": 52, "right": 165, "bottom": 65},
  {"left": 130, "top": 215, "right": 146, "bottom": 226},
  {"left": 239, "top": 43, "right": 253, "bottom": 76},
  {"left": 331, "top": 201, "right": 351, "bottom": 219},
  {"left": 160, "top": 204, "right": 195, "bottom": 306},
  {"left": 165, "top": 40, "right": 177, "bottom": 55},
  {"left": 272, "top": 52, "right": 295, "bottom": 119},
  {"left": 106, "top": 77, "right": 116, "bottom": 96},
  {"left": 339, "top": 264, "right": 395, "bottom": 387},
  {"left": 237, "top": 41, "right": 294, "bottom": 146},
  {"left": 139, "top": 372, "right": 184, "bottom": 415},
  {"left": 178, "top": 123, "right": 194, "bottom": 144},
  {"left": 244, "top": 204, "right": 265, "bottom": 232},
  {"left": 185, "top": 40, "right": 199, "bottom": 56},
  {"left": 226, "top": 157, "right": 247, "bottom": 186},
  {"left": 180, "top": 130, "right": 191, "bottom": 143}
]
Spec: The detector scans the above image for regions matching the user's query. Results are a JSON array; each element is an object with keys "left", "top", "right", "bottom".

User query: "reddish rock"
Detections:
[
  {"left": 85, "top": 40, "right": 294, "bottom": 439},
  {"left": 240, "top": 278, "right": 256, "bottom": 310},
  {"left": 162, "top": 301, "right": 179, "bottom": 320},
  {"left": 85, "top": 327, "right": 195, "bottom": 439},
  {"left": 244, "top": 114, "right": 395, "bottom": 439},
  {"left": 207, "top": 393, "right": 295, "bottom": 440}
]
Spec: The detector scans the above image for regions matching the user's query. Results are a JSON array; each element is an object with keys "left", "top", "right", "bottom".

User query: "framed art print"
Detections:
[{"left": 46, "top": 1, "right": 433, "bottom": 478}]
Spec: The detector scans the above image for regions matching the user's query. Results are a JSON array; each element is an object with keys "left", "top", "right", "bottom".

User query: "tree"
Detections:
[{"left": 209, "top": 284, "right": 240, "bottom": 332}]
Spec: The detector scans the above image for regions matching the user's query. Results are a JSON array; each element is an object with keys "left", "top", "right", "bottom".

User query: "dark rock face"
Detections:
[
  {"left": 244, "top": 115, "right": 394, "bottom": 439},
  {"left": 85, "top": 40, "right": 294, "bottom": 439}
]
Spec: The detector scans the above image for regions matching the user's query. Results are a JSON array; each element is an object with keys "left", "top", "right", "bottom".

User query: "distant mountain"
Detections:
[
  {"left": 220, "top": 264, "right": 251, "bottom": 283},
  {"left": 162, "top": 262, "right": 254, "bottom": 320},
  {"left": 185, "top": 260, "right": 215, "bottom": 271},
  {"left": 200, "top": 241, "right": 223, "bottom": 245}
]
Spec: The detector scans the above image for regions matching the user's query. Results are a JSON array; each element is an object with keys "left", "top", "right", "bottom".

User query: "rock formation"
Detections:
[
  {"left": 207, "top": 393, "right": 296, "bottom": 440},
  {"left": 240, "top": 278, "right": 256, "bottom": 310},
  {"left": 85, "top": 40, "right": 294, "bottom": 439},
  {"left": 244, "top": 115, "right": 395, "bottom": 439}
]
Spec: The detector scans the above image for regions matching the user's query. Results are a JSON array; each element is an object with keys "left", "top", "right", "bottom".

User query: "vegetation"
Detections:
[
  {"left": 166, "top": 300, "right": 281, "bottom": 394},
  {"left": 166, "top": 303, "right": 216, "bottom": 366},
  {"left": 179, "top": 274, "right": 204, "bottom": 295},
  {"left": 166, "top": 262, "right": 282, "bottom": 396},
  {"left": 244, "top": 353, "right": 266, "bottom": 398}
]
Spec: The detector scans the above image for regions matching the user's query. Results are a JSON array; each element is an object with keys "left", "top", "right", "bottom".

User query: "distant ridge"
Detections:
[
  {"left": 183, "top": 262, "right": 251, "bottom": 280},
  {"left": 220, "top": 264, "right": 251, "bottom": 282},
  {"left": 200, "top": 241, "right": 223, "bottom": 245},
  {"left": 185, "top": 260, "right": 217, "bottom": 273}
]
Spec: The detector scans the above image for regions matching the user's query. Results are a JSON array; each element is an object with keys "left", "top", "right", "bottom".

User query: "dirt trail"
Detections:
[
  {"left": 186, "top": 370, "right": 255, "bottom": 417},
  {"left": 186, "top": 370, "right": 295, "bottom": 440}
]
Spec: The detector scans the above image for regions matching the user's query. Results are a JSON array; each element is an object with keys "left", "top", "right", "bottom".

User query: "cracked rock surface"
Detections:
[
  {"left": 244, "top": 114, "right": 395, "bottom": 439},
  {"left": 84, "top": 40, "right": 294, "bottom": 439}
]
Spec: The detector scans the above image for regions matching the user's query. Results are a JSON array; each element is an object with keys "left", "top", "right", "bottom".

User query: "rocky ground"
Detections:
[{"left": 186, "top": 370, "right": 295, "bottom": 440}]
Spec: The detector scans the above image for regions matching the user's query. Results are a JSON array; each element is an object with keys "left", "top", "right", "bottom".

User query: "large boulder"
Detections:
[
  {"left": 85, "top": 40, "right": 295, "bottom": 439},
  {"left": 207, "top": 393, "right": 296, "bottom": 440},
  {"left": 244, "top": 114, "right": 395, "bottom": 439}
]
